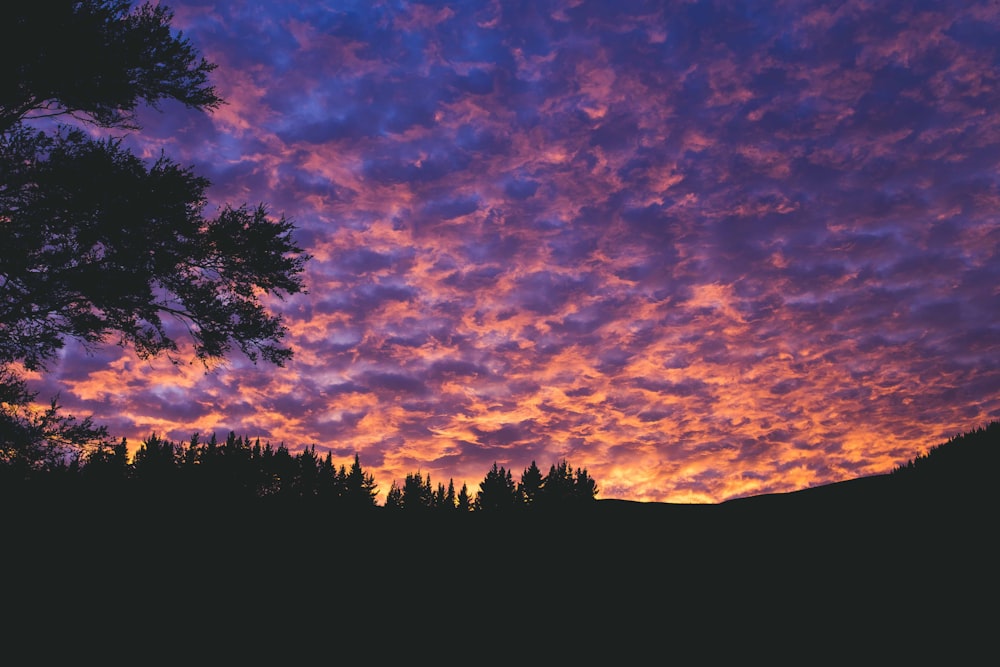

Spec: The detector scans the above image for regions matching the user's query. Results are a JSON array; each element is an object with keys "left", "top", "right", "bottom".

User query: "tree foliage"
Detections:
[
  {"left": 402, "top": 470, "right": 432, "bottom": 510},
  {"left": 890, "top": 421, "right": 999, "bottom": 502},
  {"left": 1, "top": 126, "right": 307, "bottom": 370},
  {"left": 344, "top": 453, "right": 379, "bottom": 508},
  {"left": 534, "top": 459, "right": 599, "bottom": 508},
  {"left": 519, "top": 460, "right": 543, "bottom": 507},
  {"left": 475, "top": 462, "right": 517, "bottom": 512},
  {"left": 0, "top": 2, "right": 309, "bottom": 466},
  {"left": 4, "top": 421, "right": 609, "bottom": 516},
  {"left": 78, "top": 432, "right": 382, "bottom": 509},
  {"left": 0, "top": 368, "right": 108, "bottom": 473},
  {"left": 456, "top": 482, "right": 473, "bottom": 512},
  {"left": 1, "top": 1, "right": 220, "bottom": 132}
]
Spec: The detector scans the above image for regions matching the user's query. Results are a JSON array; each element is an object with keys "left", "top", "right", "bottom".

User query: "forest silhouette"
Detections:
[
  {"left": 4, "top": 420, "right": 996, "bottom": 661},
  {"left": 4, "top": 420, "right": 997, "bottom": 517}
]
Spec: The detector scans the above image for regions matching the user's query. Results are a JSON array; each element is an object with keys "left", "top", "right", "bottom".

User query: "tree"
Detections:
[
  {"left": 294, "top": 445, "right": 320, "bottom": 499},
  {"left": 384, "top": 481, "right": 403, "bottom": 510},
  {"left": 536, "top": 459, "right": 599, "bottom": 508},
  {"left": 0, "top": 125, "right": 308, "bottom": 370},
  {"left": 83, "top": 436, "right": 130, "bottom": 485},
  {"left": 442, "top": 479, "right": 457, "bottom": 511},
  {"left": 518, "top": 460, "right": 543, "bottom": 508},
  {"left": 1, "top": 368, "right": 109, "bottom": 474},
  {"left": 131, "top": 433, "right": 180, "bottom": 496},
  {"left": 456, "top": 483, "right": 472, "bottom": 512},
  {"left": 1, "top": 1, "right": 220, "bottom": 133},
  {"left": 344, "top": 453, "right": 378, "bottom": 509},
  {"left": 539, "top": 460, "right": 575, "bottom": 508},
  {"left": 475, "top": 462, "right": 517, "bottom": 512},
  {"left": 574, "top": 466, "right": 599, "bottom": 503},
  {"left": 402, "top": 471, "right": 433, "bottom": 510},
  {"left": 0, "top": 2, "right": 309, "bottom": 467},
  {"left": 316, "top": 451, "right": 344, "bottom": 503}
]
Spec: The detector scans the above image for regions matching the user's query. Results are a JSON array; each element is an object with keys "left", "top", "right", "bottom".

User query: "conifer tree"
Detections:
[
  {"left": 403, "top": 471, "right": 431, "bottom": 510},
  {"left": 444, "top": 479, "right": 457, "bottom": 511},
  {"left": 344, "top": 453, "right": 378, "bottom": 509},
  {"left": 433, "top": 482, "right": 448, "bottom": 510},
  {"left": 83, "top": 436, "right": 129, "bottom": 487},
  {"left": 385, "top": 481, "right": 403, "bottom": 509},
  {"left": 475, "top": 462, "right": 517, "bottom": 512},
  {"left": 519, "top": 460, "right": 544, "bottom": 508},
  {"left": 457, "top": 483, "right": 472, "bottom": 512},
  {"left": 574, "top": 466, "right": 599, "bottom": 502}
]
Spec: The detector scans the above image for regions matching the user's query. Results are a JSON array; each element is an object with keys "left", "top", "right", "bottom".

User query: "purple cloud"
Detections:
[{"left": 29, "top": 0, "right": 1000, "bottom": 504}]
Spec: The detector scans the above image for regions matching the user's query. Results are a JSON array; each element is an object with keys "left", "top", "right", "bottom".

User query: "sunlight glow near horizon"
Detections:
[{"left": 28, "top": 0, "right": 1000, "bottom": 503}]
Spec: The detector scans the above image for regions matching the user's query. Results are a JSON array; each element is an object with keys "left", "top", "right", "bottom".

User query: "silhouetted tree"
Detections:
[
  {"left": 132, "top": 433, "right": 180, "bottom": 495},
  {"left": 574, "top": 466, "right": 599, "bottom": 503},
  {"left": 344, "top": 453, "right": 378, "bottom": 509},
  {"left": 402, "top": 471, "right": 433, "bottom": 510},
  {"left": 537, "top": 459, "right": 598, "bottom": 508},
  {"left": 0, "top": 368, "right": 109, "bottom": 476},
  {"left": 475, "top": 462, "right": 517, "bottom": 512},
  {"left": 519, "top": 460, "right": 543, "bottom": 508},
  {"left": 539, "top": 460, "right": 575, "bottom": 507},
  {"left": 0, "top": 1, "right": 309, "bottom": 466},
  {"left": 316, "top": 451, "right": 344, "bottom": 503},
  {"left": 442, "top": 479, "right": 457, "bottom": 511},
  {"left": 385, "top": 481, "right": 403, "bottom": 510},
  {"left": 891, "top": 421, "right": 999, "bottom": 503},
  {"left": 183, "top": 433, "right": 201, "bottom": 467},
  {"left": 457, "top": 483, "right": 473, "bottom": 512},
  {"left": 0, "top": 127, "right": 308, "bottom": 370},
  {"left": 82, "top": 436, "right": 129, "bottom": 490},
  {"left": 262, "top": 444, "right": 296, "bottom": 499},
  {"left": 1, "top": 1, "right": 220, "bottom": 133},
  {"left": 294, "top": 445, "right": 321, "bottom": 499},
  {"left": 217, "top": 432, "right": 256, "bottom": 498}
]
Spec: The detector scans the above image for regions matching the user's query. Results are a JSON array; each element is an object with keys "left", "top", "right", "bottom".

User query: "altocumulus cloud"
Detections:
[{"left": 38, "top": 0, "right": 1000, "bottom": 503}]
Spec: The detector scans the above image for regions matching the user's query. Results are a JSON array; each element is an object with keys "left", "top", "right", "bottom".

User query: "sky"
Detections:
[{"left": 28, "top": 0, "right": 1000, "bottom": 503}]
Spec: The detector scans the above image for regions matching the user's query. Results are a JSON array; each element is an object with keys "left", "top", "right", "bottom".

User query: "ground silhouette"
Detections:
[{"left": 4, "top": 422, "right": 995, "bottom": 660}]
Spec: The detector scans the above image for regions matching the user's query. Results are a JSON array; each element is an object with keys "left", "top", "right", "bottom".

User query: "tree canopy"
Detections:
[
  {"left": 0, "top": 1, "right": 220, "bottom": 132},
  {"left": 1, "top": 1, "right": 309, "bottom": 469},
  {"left": 0, "top": 126, "right": 307, "bottom": 370}
]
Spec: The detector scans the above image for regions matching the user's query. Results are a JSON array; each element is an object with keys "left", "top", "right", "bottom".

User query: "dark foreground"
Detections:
[{"left": 4, "top": 474, "right": 995, "bottom": 661}]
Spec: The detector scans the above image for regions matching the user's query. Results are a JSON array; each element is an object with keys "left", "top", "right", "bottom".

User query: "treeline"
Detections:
[
  {"left": 2, "top": 431, "right": 380, "bottom": 509},
  {"left": 0, "top": 430, "right": 598, "bottom": 512},
  {"left": 890, "top": 420, "right": 999, "bottom": 497},
  {"left": 384, "top": 460, "right": 599, "bottom": 512},
  {"left": 892, "top": 421, "right": 999, "bottom": 476}
]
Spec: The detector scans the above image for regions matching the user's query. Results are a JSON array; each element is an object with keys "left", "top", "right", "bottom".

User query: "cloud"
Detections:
[{"left": 27, "top": 0, "right": 1000, "bottom": 504}]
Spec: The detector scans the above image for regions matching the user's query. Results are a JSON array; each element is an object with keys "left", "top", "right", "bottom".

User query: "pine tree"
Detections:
[
  {"left": 475, "top": 462, "right": 517, "bottom": 512},
  {"left": 539, "top": 459, "right": 575, "bottom": 508},
  {"left": 344, "top": 453, "right": 378, "bottom": 509},
  {"left": 574, "top": 466, "right": 599, "bottom": 503},
  {"left": 316, "top": 451, "right": 342, "bottom": 503},
  {"left": 443, "top": 479, "right": 457, "bottom": 511},
  {"left": 433, "top": 482, "right": 447, "bottom": 510},
  {"left": 457, "top": 483, "right": 473, "bottom": 512},
  {"left": 519, "top": 460, "right": 544, "bottom": 508},
  {"left": 82, "top": 436, "right": 129, "bottom": 488},
  {"left": 403, "top": 471, "right": 431, "bottom": 510},
  {"left": 295, "top": 445, "right": 320, "bottom": 499},
  {"left": 385, "top": 481, "right": 403, "bottom": 509}
]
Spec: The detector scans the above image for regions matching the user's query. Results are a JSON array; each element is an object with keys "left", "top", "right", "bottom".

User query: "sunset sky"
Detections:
[{"left": 28, "top": 0, "right": 1000, "bottom": 503}]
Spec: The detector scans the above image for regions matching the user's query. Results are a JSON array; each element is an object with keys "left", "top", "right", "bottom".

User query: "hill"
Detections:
[{"left": 3, "top": 423, "right": 996, "bottom": 659}]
